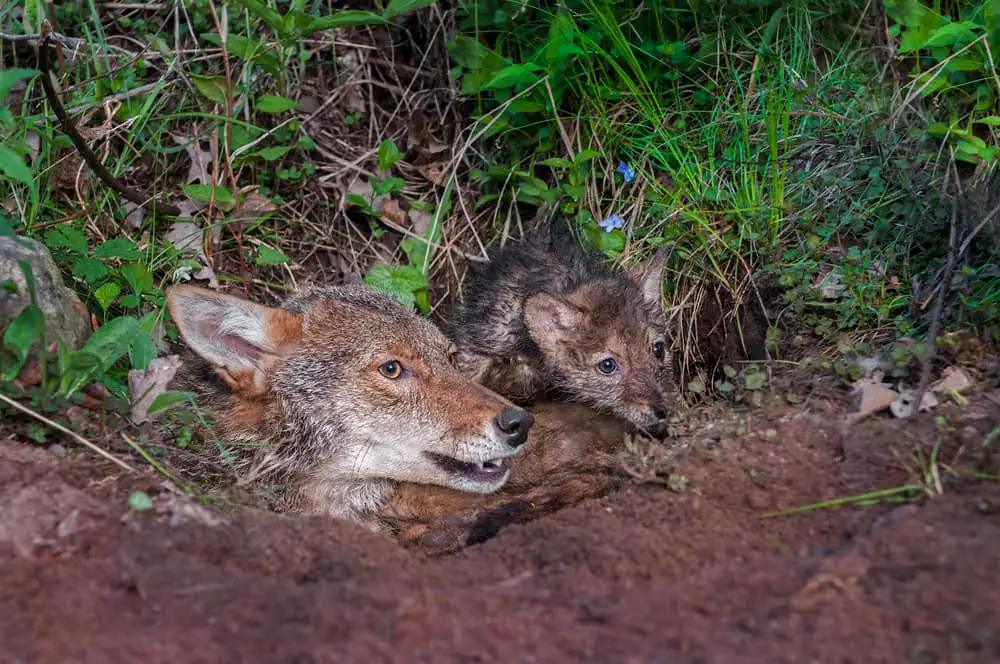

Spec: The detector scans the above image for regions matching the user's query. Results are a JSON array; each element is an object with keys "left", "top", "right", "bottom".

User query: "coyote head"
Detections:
[{"left": 166, "top": 284, "right": 534, "bottom": 513}]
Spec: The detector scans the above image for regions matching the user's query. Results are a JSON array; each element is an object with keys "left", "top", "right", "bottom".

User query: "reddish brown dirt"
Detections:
[{"left": 1, "top": 393, "right": 998, "bottom": 664}]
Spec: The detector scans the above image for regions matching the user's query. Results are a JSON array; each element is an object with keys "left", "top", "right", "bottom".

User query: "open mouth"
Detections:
[{"left": 425, "top": 452, "right": 511, "bottom": 484}]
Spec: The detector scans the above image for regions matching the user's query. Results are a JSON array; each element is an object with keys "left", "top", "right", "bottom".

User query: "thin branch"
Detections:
[
  {"left": 0, "top": 30, "right": 83, "bottom": 50},
  {"left": 0, "top": 392, "right": 136, "bottom": 473},
  {"left": 907, "top": 179, "right": 961, "bottom": 419},
  {"left": 36, "top": 23, "right": 180, "bottom": 216}
]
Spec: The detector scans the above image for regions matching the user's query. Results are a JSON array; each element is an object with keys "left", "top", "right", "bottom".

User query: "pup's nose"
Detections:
[
  {"left": 492, "top": 407, "right": 534, "bottom": 448},
  {"left": 651, "top": 403, "right": 667, "bottom": 421}
]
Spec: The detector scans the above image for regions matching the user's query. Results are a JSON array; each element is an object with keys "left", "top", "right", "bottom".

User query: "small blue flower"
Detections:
[
  {"left": 616, "top": 161, "right": 635, "bottom": 183},
  {"left": 598, "top": 213, "right": 625, "bottom": 233}
]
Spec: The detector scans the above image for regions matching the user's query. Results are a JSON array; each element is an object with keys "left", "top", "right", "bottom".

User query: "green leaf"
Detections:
[
  {"left": 128, "top": 491, "right": 154, "bottom": 512},
  {"left": 483, "top": 63, "right": 542, "bottom": 90},
  {"left": 129, "top": 333, "right": 158, "bottom": 371},
  {"left": 44, "top": 225, "right": 88, "bottom": 255},
  {"left": 120, "top": 262, "right": 154, "bottom": 294},
  {"left": 0, "top": 145, "right": 34, "bottom": 187},
  {"left": 233, "top": 0, "right": 284, "bottom": 35},
  {"left": 921, "top": 21, "right": 980, "bottom": 48},
  {"left": 71, "top": 257, "right": 108, "bottom": 282},
  {"left": 0, "top": 68, "right": 38, "bottom": 104},
  {"left": 181, "top": 184, "right": 235, "bottom": 205},
  {"left": 149, "top": 390, "right": 196, "bottom": 414},
  {"left": 744, "top": 372, "right": 765, "bottom": 390},
  {"left": 189, "top": 74, "right": 230, "bottom": 104},
  {"left": 249, "top": 145, "right": 296, "bottom": 161},
  {"left": 363, "top": 265, "right": 428, "bottom": 309},
  {"left": 538, "top": 157, "right": 574, "bottom": 168},
  {"left": 1, "top": 305, "right": 41, "bottom": 380},
  {"left": 400, "top": 215, "right": 443, "bottom": 274},
  {"left": 83, "top": 316, "right": 141, "bottom": 372},
  {"left": 94, "top": 282, "right": 121, "bottom": 312},
  {"left": 977, "top": 116, "right": 1000, "bottom": 126},
  {"left": 255, "top": 94, "right": 299, "bottom": 113},
  {"left": 256, "top": 245, "right": 289, "bottom": 265},
  {"left": 377, "top": 139, "right": 403, "bottom": 172},
  {"left": 302, "top": 10, "right": 389, "bottom": 36},
  {"left": 385, "top": 0, "right": 435, "bottom": 19},
  {"left": 93, "top": 238, "right": 142, "bottom": 260}
]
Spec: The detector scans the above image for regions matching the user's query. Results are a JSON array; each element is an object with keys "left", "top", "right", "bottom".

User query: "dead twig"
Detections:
[
  {"left": 907, "top": 179, "right": 961, "bottom": 419},
  {"left": 36, "top": 23, "right": 180, "bottom": 216},
  {"left": 0, "top": 392, "right": 136, "bottom": 473},
  {"left": 0, "top": 30, "right": 83, "bottom": 50}
]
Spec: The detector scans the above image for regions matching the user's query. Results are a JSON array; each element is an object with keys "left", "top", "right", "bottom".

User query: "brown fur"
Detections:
[
  {"left": 377, "top": 401, "right": 631, "bottom": 552},
  {"left": 166, "top": 283, "right": 536, "bottom": 533},
  {"left": 446, "top": 223, "right": 677, "bottom": 436}
]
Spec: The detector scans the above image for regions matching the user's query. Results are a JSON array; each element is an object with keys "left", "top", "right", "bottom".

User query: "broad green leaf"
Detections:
[
  {"left": 128, "top": 491, "right": 154, "bottom": 511},
  {"left": 0, "top": 145, "right": 34, "bottom": 187},
  {"left": 83, "top": 316, "right": 141, "bottom": 372},
  {"left": 538, "top": 157, "right": 574, "bottom": 168},
  {"left": 233, "top": 0, "right": 284, "bottom": 35},
  {"left": 1, "top": 305, "right": 41, "bottom": 380},
  {"left": 189, "top": 74, "right": 230, "bottom": 104},
  {"left": 129, "top": 333, "right": 157, "bottom": 370},
  {"left": 256, "top": 245, "right": 289, "bottom": 265},
  {"left": 921, "top": 21, "right": 980, "bottom": 49},
  {"left": 483, "top": 63, "right": 542, "bottom": 90},
  {"left": 302, "top": 10, "right": 389, "bottom": 36},
  {"left": 71, "top": 257, "right": 107, "bottom": 282},
  {"left": 94, "top": 282, "right": 121, "bottom": 312},
  {"left": 120, "top": 262, "right": 154, "bottom": 294},
  {"left": 44, "top": 225, "right": 88, "bottom": 255},
  {"left": 181, "top": 184, "right": 235, "bottom": 205},
  {"left": 93, "top": 238, "right": 142, "bottom": 260},
  {"left": 249, "top": 145, "right": 296, "bottom": 161},
  {"left": 0, "top": 68, "right": 38, "bottom": 105},
  {"left": 385, "top": 0, "right": 435, "bottom": 19},
  {"left": 377, "top": 139, "right": 403, "bottom": 172},
  {"left": 363, "top": 265, "right": 428, "bottom": 309},
  {"left": 256, "top": 94, "right": 299, "bottom": 113},
  {"left": 744, "top": 372, "right": 765, "bottom": 390},
  {"left": 149, "top": 390, "right": 197, "bottom": 414}
]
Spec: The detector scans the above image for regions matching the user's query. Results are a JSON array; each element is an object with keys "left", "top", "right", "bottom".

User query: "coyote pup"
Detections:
[
  {"left": 166, "top": 283, "right": 535, "bottom": 532},
  {"left": 448, "top": 225, "right": 674, "bottom": 435}
]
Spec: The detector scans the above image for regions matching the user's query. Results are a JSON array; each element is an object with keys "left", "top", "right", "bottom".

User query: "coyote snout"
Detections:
[{"left": 166, "top": 282, "right": 534, "bottom": 527}]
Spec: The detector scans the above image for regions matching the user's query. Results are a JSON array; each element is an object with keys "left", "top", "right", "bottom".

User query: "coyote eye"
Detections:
[
  {"left": 597, "top": 357, "right": 618, "bottom": 375},
  {"left": 378, "top": 360, "right": 404, "bottom": 379},
  {"left": 653, "top": 341, "right": 665, "bottom": 360}
]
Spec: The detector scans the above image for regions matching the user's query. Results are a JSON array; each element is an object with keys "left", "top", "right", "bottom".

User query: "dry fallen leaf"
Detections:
[
  {"left": 128, "top": 354, "right": 183, "bottom": 424},
  {"left": 416, "top": 162, "right": 446, "bottom": 186},
  {"left": 171, "top": 133, "right": 214, "bottom": 186},
  {"left": 931, "top": 366, "right": 973, "bottom": 394},
  {"left": 166, "top": 221, "right": 218, "bottom": 289},
  {"left": 123, "top": 201, "right": 146, "bottom": 229},
  {"left": 845, "top": 379, "right": 898, "bottom": 423},
  {"left": 381, "top": 199, "right": 406, "bottom": 226},
  {"left": 408, "top": 207, "right": 433, "bottom": 236}
]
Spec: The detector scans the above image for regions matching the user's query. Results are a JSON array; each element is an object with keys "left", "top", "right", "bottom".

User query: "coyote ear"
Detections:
[
  {"left": 524, "top": 293, "right": 585, "bottom": 348},
  {"left": 166, "top": 285, "right": 303, "bottom": 379},
  {"left": 629, "top": 248, "right": 667, "bottom": 308}
]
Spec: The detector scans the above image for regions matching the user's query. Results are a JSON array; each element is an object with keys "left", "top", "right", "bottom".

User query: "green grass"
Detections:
[{"left": 0, "top": 0, "right": 998, "bottom": 457}]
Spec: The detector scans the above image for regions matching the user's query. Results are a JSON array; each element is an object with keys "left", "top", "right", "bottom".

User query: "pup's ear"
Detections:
[
  {"left": 629, "top": 247, "right": 667, "bottom": 308},
  {"left": 523, "top": 293, "right": 585, "bottom": 349},
  {"left": 165, "top": 285, "right": 302, "bottom": 390}
]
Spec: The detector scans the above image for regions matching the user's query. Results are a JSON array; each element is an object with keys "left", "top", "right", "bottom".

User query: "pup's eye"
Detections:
[
  {"left": 378, "top": 360, "right": 404, "bottom": 379},
  {"left": 597, "top": 358, "right": 618, "bottom": 375},
  {"left": 653, "top": 341, "right": 665, "bottom": 360}
]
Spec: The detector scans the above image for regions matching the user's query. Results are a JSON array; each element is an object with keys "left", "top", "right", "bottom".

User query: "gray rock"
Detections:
[{"left": 0, "top": 235, "right": 92, "bottom": 358}]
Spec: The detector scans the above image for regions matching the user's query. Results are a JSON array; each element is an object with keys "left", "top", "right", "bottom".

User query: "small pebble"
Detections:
[
  {"left": 49, "top": 444, "right": 67, "bottom": 458},
  {"left": 746, "top": 490, "right": 772, "bottom": 511}
]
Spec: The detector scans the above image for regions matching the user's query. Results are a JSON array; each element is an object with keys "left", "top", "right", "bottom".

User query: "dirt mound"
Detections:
[{"left": 1, "top": 394, "right": 998, "bottom": 663}]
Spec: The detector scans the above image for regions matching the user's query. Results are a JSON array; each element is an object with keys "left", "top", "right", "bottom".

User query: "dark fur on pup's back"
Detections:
[
  {"left": 447, "top": 223, "right": 676, "bottom": 435},
  {"left": 166, "top": 283, "right": 534, "bottom": 533}
]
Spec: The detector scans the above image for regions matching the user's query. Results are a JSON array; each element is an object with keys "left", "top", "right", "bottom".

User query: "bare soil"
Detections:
[{"left": 1, "top": 390, "right": 998, "bottom": 664}]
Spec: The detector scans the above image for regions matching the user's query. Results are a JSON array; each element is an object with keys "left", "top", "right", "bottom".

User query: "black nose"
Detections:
[
  {"left": 651, "top": 404, "right": 667, "bottom": 420},
  {"left": 493, "top": 407, "right": 534, "bottom": 448}
]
